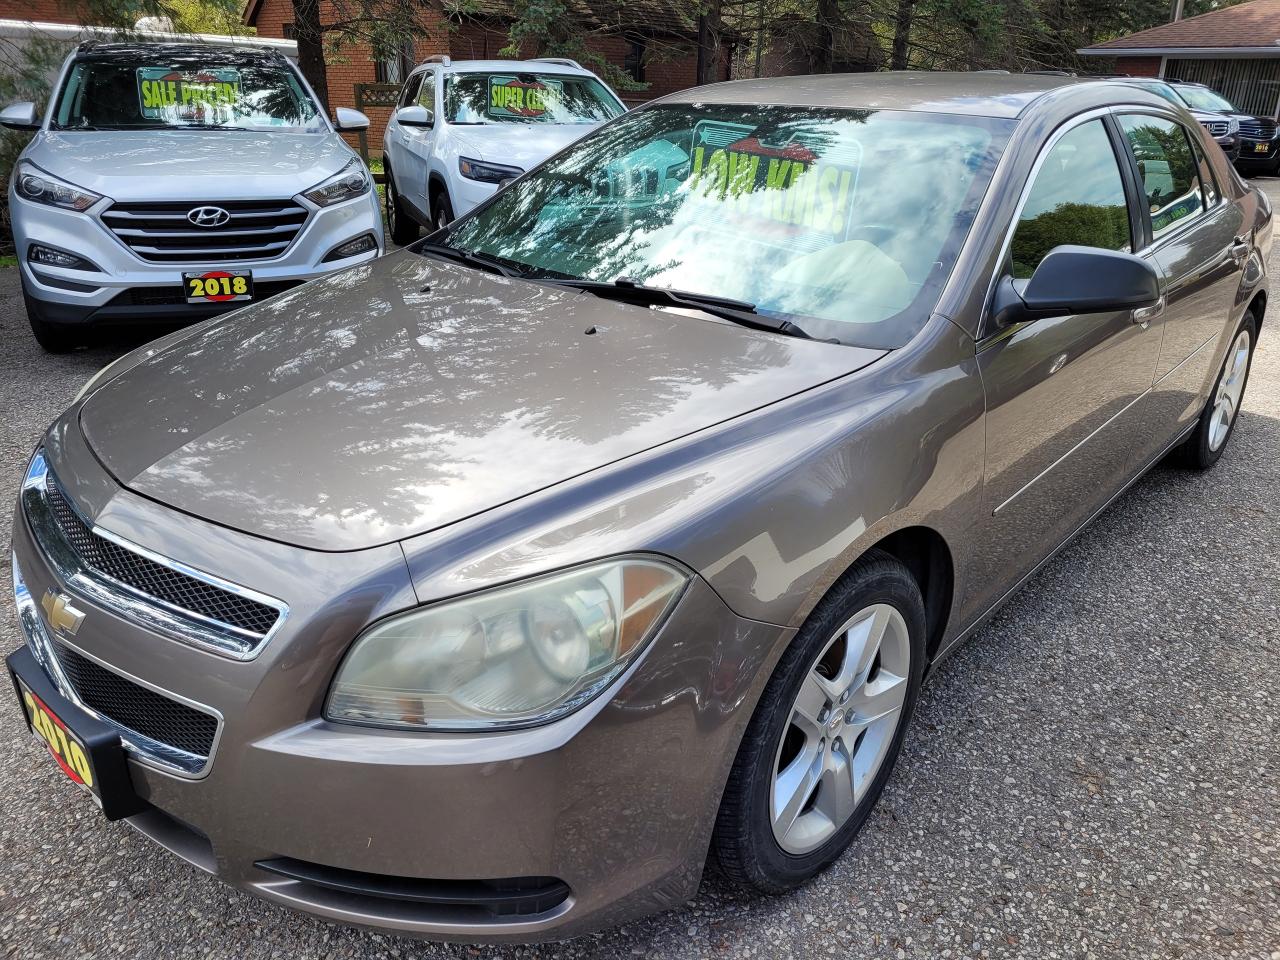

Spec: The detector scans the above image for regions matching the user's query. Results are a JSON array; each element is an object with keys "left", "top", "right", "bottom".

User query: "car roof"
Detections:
[
  {"left": 430, "top": 59, "right": 597, "bottom": 77},
  {"left": 73, "top": 42, "right": 284, "bottom": 64},
  {"left": 656, "top": 71, "right": 1152, "bottom": 119}
]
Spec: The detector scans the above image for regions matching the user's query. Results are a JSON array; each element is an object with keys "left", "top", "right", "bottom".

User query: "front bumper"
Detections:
[
  {"left": 1236, "top": 136, "right": 1280, "bottom": 165},
  {"left": 11, "top": 186, "right": 384, "bottom": 327},
  {"left": 9, "top": 436, "right": 787, "bottom": 941}
]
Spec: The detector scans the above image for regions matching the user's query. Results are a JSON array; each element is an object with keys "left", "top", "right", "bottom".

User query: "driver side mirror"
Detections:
[
  {"left": 0, "top": 101, "right": 39, "bottom": 131},
  {"left": 333, "top": 107, "right": 370, "bottom": 131},
  {"left": 395, "top": 104, "right": 433, "bottom": 128},
  {"left": 992, "top": 245, "right": 1161, "bottom": 328}
]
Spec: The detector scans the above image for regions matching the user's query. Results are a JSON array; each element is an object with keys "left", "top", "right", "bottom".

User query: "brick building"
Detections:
[
  {"left": 242, "top": 0, "right": 728, "bottom": 152},
  {"left": 1079, "top": 0, "right": 1280, "bottom": 117}
]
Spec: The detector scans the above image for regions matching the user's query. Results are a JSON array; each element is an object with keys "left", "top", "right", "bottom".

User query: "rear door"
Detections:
[
  {"left": 384, "top": 70, "right": 425, "bottom": 212},
  {"left": 965, "top": 114, "right": 1165, "bottom": 617},
  {"left": 1117, "top": 113, "right": 1248, "bottom": 444}
]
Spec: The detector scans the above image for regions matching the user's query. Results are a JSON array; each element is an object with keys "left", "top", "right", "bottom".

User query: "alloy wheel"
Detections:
[
  {"left": 385, "top": 180, "right": 397, "bottom": 233},
  {"left": 1208, "top": 327, "right": 1252, "bottom": 452},
  {"left": 769, "top": 603, "right": 911, "bottom": 855}
]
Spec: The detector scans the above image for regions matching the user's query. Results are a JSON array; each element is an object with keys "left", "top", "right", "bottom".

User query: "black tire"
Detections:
[
  {"left": 384, "top": 166, "right": 420, "bottom": 246},
  {"left": 431, "top": 186, "right": 454, "bottom": 232},
  {"left": 1175, "top": 312, "right": 1258, "bottom": 470},
  {"left": 712, "top": 549, "right": 927, "bottom": 894},
  {"left": 23, "top": 290, "right": 83, "bottom": 353}
]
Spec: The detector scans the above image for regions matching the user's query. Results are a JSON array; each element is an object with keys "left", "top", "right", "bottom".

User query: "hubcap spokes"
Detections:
[
  {"left": 770, "top": 603, "right": 911, "bottom": 855},
  {"left": 1208, "top": 329, "right": 1251, "bottom": 452}
]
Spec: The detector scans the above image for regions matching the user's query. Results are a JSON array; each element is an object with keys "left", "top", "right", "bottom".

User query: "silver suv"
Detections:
[{"left": 2, "top": 41, "right": 384, "bottom": 351}]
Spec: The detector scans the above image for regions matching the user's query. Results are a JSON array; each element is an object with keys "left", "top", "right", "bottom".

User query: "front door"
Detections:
[{"left": 965, "top": 116, "right": 1164, "bottom": 618}]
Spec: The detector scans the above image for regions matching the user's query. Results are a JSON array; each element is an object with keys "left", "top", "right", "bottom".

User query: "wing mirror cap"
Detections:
[
  {"left": 0, "top": 101, "right": 40, "bottom": 131},
  {"left": 333, "top": 107, "right": 370, "bottom": 131},
  {"left": 394, "top": 104, "right": 434, "bottom": 128},
  {"left": 993, "top": 245, "right": 1161, "bottom": 327}
]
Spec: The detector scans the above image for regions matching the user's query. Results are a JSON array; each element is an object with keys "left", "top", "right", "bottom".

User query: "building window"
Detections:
[
  {"left": 282, "top": 22, "right": 294, "bottom": 39},
  {"left": 625, "top": 38, "right": 646, "bottom": 84},
  {"left": 375, "top": 39, "right": 416, "bottom": 85}
]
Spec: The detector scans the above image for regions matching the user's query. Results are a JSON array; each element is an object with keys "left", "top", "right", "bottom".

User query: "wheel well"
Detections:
[
  {"left": 428, "top": 173, "right": 447, "bottom": 204},
  {"left": 1248, "top": 289, "right": 1266, "bottom": 332},
  {"left": 866, "top": 526, "right": 954, "bottom": 663}
]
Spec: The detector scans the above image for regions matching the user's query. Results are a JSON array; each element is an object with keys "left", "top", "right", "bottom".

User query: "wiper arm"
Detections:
[
  {"left": 418, "top": 242, "right": 523, "bottom": 278},
  {"left": 547, "top": 277, "right": 815, "bottom": 340}
]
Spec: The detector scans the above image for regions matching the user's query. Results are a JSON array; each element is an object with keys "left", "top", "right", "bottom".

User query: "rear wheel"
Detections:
[
  {"left": 712, "top": 550, "right": 926, "bottom": 893},
  {"left": 1176, "top": 314, "right": 1256, "bottom": 470},
  {"left": 384, "top": 167, "right": 420, "bottom": 246}
]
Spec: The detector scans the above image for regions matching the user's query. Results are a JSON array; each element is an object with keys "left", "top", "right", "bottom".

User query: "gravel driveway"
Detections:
[{"left": 1, "top": 182, "right": 1278, "bottom": 960}]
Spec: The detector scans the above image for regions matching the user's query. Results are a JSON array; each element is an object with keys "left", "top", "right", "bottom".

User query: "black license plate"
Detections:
[
  {"left": 183, "top": 270, "right": 253, "bottom": 304},
  {"left": 7, "top": 647, "right": 143, "bottom": 821}
]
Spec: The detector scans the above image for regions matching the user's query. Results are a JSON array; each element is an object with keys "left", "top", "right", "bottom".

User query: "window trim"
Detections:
[
  {"left": 398, "top": 69, "right": 426, "bottom": 109},
  {"left": 980, "top": 107, "right": 1139, "bottom": 343}
]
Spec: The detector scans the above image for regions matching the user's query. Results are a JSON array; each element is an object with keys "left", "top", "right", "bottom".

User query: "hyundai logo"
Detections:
[{"left": 188, "top": 205, "right": 231, "bottom": 227}]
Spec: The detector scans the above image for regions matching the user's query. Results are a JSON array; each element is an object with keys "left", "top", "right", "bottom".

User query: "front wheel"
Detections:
[
  {"left": 1175, "top": 314, "right": 1256, "bottom": 470},
  {"left": 24, "top": 290, "right": 83, "bottom": 353},
  {"left": 712, "top": 550, "right": 926, "bottom": 893},
  {"left": 431, "top": 188, "right": 454, "bottom": 233}
]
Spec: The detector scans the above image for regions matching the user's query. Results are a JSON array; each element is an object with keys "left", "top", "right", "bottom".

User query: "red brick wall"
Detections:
[
  {"left": 1111, "top": 55, "right": 1164, "bottom": 78},
  {"left": 0, "top": 0, "right": 83, "bottom": 24}
]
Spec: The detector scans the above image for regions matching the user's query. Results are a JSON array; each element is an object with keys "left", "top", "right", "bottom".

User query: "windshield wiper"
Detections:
[
  {"left": 546, "top": 277, "right": 816, "bottom": 340},
  {"left": 418, "top": 241, "right": 524, "bottom": 278}
]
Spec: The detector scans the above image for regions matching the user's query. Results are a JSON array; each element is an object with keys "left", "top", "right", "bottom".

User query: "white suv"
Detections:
[{"left": 381, "top": 57, "right": 625, "bottom": 243}]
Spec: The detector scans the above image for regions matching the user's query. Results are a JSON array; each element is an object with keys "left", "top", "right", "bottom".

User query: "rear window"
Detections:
[
  {"left": 52, "top": 52, "right": 322, "bottom": 132},
  {"left": 444, "top": 72, "right": 622, "bottom": 125}
]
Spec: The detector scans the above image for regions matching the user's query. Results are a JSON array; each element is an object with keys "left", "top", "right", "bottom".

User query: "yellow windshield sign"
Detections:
[
  {"left": 488, "top": 75, "right": 562, "bottom": 119},
  {"left": 688, "top": 120, "right": 860, "bottom": 237},
  {"left": 138, "top": 67, "right": 240, "bottom": 119}
]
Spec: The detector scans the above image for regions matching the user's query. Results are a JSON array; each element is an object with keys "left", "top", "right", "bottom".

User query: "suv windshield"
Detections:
[
  {"left": 444, "top": 72, "right": 623, "bottom": 125},
  {"left": 438, "top": 104, "right": 1011, "bottom": 348},
  {"left": 1175, "top": 85, "right": 1236, "bottom": 113},
  {"left": 51, "top": 51, "right": 322, "bottom": 131}
]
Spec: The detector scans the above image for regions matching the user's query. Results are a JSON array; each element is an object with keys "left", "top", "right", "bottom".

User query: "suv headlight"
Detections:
[
  {"left": 326, "top": 557, "right": 688, "bottom": 731},
  {"left": 301, "top": 158, "right": 370, "bottom": 206},
  {"left": 1228, "top": 117, "right": 1241, "bottom": 135},
  {"left": 14, "top": 160, "right": 101, "bottom": 211},
  {"left": 459, "top": 156, "right": 523, "bottom": 184}
]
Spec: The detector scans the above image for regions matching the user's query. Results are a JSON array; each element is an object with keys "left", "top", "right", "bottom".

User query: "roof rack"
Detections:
[
  {"left": 533, "top": 57, "right": 582, "bottom": 69},
  {"left": 424, "top": 54, "right": 452, "bottom": 67}
]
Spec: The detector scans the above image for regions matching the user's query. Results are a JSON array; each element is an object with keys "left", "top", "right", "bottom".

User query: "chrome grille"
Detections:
[
  {"left": 101, "top": 199, "right": 308, "bottom": 263},
  {"left": 1201, "top": 119, "right": 1230, "bottom": 137},
  {"left": 45, "top": 479, "right": 281, "bottom": 636},
  {"left": 51, "top": 640, "right": 218, "bottom": 759},
  {"left": 1240, "top": 117, "right": 1277, "bottom": 139}
]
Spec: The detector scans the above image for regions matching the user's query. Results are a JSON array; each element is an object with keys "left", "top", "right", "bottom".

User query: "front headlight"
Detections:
[
  {"left": 14, "top": 160, "right": 101, "bottom": 211},
  {"left": 459, "top": 156, "right": 523, "bottom": 184},
  {"left": 301, "top": 158, "right": 370, "bottom": 206},
  {"left": 1228, "top": 117, "right": 1241, "bottom": 135},
  {"left": 326, "top": 557, "right": 688, "bottom": 731}
]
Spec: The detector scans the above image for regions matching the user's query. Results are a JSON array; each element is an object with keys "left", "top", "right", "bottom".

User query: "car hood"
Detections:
[
  {"left": 78, "top": 253, "right": 886, "bottom": 551},
  {"left": 30, "top": 130, "right": 353, "bottom": 199},
  {"left": 451, "top": 122, "right": 601, "bottom": 171}
]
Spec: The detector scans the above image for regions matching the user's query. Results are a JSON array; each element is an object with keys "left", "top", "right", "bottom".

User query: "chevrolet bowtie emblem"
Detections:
[{"left": 41, "top": 590, "right": 85, "bottom": 636}]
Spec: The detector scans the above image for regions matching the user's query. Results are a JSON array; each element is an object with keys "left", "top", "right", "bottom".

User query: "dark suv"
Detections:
[{"left": 1113, "top": 78, "right": 1243, "bottom": 161}]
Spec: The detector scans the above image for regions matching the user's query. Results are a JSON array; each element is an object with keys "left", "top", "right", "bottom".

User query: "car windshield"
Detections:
[
  {"left": 437, "top": 104, "right": 1012, "bottom": 348},
  {"left": 444, "top": 72, "right": 623, "bottom": 124},
  {"left": 1175, "top": 86, "right": 1236, "bottom": 113},
  {"left": 51, "top": 52, "right": 323, "bottom": 132}
]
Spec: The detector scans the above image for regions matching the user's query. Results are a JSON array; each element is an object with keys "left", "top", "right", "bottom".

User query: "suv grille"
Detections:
[
  {"left": 101, "top": 199, "right": 308, "bottom": 263},
  {"left": 46, "top": 480, "right": 280, "bottom": 637},
  {"left": 51, "top": 640, "right": 218, "bottom": 758},
  {"left": 1202, "top": 119, "right": 1230, "bottom": 137},
  {"left": 1240, "top": 117, "right": 1277, "bottom": 139}
]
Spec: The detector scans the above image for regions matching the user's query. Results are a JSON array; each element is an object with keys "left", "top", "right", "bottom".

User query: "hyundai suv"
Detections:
[
  {"left": 2, "top": 42, "right": 384, "bottom": 352},
  {"left": 381, "top": 56, "right": 625, "bottom": 243}
]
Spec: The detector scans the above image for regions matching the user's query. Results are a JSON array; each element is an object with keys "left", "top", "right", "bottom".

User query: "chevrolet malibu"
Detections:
[{"left": 7, "top": 73, "right": 1267, "bottom": 942}]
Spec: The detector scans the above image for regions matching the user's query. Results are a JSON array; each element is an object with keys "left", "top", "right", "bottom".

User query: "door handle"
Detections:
[
  {"left": 1230, "top": 236, "right": 1251, "bottom": 263},
  {"left": 1131, "top": 297, "right": 1165, "bottom": 326}
]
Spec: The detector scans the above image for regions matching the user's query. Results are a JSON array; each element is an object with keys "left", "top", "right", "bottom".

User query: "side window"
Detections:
[
  {"left": 1009, "top": 120, "right": 1132, "bottom": 280},
  {"left": 1119, "top": 114, "right": 1205, "bottom": 240},
  {"left": 1189, "top": 133, "right": 1220, "bottom": 206},
  {"left": 399, "top": 72, "right": 424, "bottom": 109},
  {"left": 417, "top": 72, "right": 436, "bottom": 113}
]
